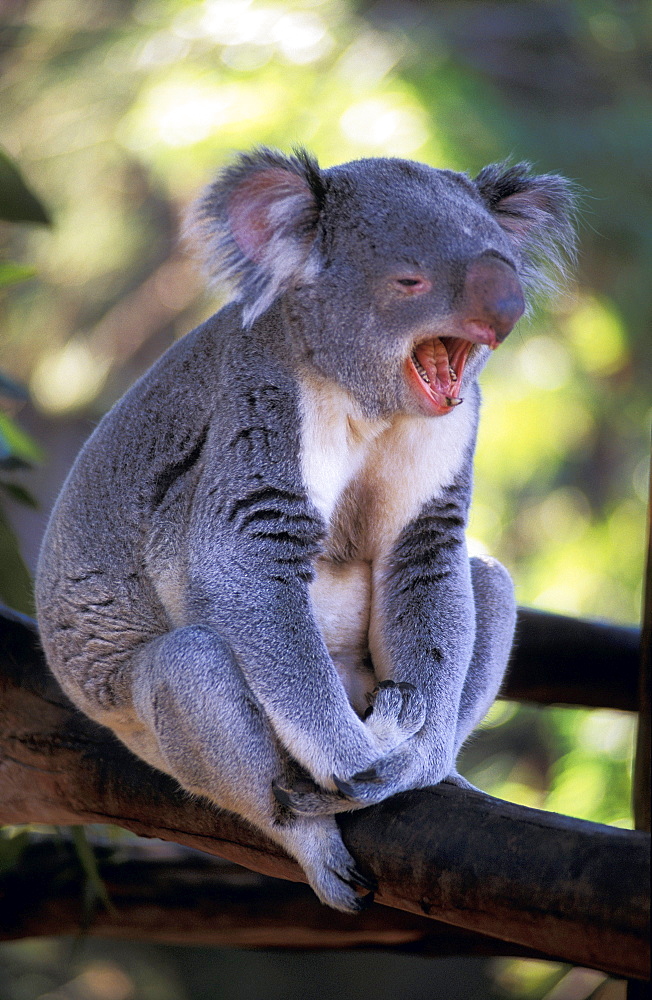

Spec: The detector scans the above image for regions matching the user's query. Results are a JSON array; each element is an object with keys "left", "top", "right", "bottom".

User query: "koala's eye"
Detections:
[{"left": 393, "top": 276, "right": 431, "bottom": 294}]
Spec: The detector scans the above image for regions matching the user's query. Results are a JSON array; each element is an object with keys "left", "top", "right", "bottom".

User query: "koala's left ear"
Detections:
[
  {"left": 474, "top": 163, "right": 578, "bottom": 297},
  {"left": 190, "top": 147, "right": 325, "bottom": 326}
]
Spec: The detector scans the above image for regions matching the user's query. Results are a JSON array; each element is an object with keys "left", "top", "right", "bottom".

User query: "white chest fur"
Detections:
[{"left": 299, "top": 373, "right": 475, "bottom": 707}]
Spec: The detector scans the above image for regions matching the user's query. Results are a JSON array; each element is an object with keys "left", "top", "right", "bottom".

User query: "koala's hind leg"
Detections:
[
  {"left": 452, "top": 554, "right": 516, "bottom": 758},
  {"left": 128, "top": 625, "right": 374, "bottom": 912}
]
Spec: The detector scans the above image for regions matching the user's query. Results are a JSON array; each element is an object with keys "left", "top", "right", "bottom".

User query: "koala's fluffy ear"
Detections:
[
  {"left": 190, "top": 147, "right": 325, "bottom": 326},
  {"left": 474, "top": 163, "right": 578, "bottom": 298}
]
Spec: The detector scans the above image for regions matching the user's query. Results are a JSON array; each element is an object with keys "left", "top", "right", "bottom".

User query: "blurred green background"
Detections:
[{"left": 0, "top": 0, "right": 649, "bottom": 996}]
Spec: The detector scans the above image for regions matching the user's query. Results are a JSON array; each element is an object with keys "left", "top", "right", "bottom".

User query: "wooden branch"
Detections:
[
  {"left": 0, "top": 604, "right": 641, "bottom": 712},
  {"left": 634, "top": 453, "right": 651, "bottom": 831},
  {"left": 0, "top": 837, "right": 550, "bottom": 958},
  {"left": 0, "top": 606, "right": 649, "bottom": 979},
  {"left": 511, "top": 608, "right": 640, "bottom": 710},
  {"left": 627, "top": 454, "right": 652, "bottom": 1000}
]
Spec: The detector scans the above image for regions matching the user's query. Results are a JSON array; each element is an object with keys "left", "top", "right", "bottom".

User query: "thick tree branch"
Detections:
[{"left": 0, "top": 606, "right": 649, "bottom": 979}]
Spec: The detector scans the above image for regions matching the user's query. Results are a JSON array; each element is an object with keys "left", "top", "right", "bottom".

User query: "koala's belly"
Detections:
[{"left": 309, "top": 557, "right": 376, "bottom": 714}]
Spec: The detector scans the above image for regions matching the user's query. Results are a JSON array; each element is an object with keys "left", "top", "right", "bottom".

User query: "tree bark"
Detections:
[
  {"left": 0, "top": 606, "right": 649, "bottom": 979},
  {"left": 0, "top": 836, "right": 552, "bottom": 958}
]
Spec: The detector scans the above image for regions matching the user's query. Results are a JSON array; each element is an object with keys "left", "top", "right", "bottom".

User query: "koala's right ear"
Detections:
[{"left": 190, "top": 147, "right": 325, "bottom": 327}]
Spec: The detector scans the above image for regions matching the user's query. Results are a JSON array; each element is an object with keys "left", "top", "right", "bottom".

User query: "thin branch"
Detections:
[
  {"left": 0, "top": 604, "right": 641, "bottom": 711},
  {"left": 0, "top": 836, "right": 549, "bottom": 958},
  {"left": 511, "top": 608, "right": 639, "bottom": 710}
]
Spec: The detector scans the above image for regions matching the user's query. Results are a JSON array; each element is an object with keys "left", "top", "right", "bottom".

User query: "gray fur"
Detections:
[
  {"left": 474, "top": 161, "right": 578, "bottom": 301},
  {"left": 36, "top": 148, "right": 575, "bottom": 911}
]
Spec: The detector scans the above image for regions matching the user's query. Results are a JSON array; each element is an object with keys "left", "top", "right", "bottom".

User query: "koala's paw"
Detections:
[
  {"left": 310, "top": 850, "right": 377, "bottom": 913},
  {"left": 272, "top": 684, "right": 426, "bottom": 817},
  {"left": 274, "top": 744, "right": 424, "bottom": 816},
  {"left": 272, "top": 682, "right": 426, "bottom": 818},
  {"left": 332, "top": 736, "right": 466, "bottom": 809},
  {"left": 363, "top": 680, "right": 426, "bottom": 753},
  {"left": 285, "top": 821, "right": 376, "bottom": 912}
]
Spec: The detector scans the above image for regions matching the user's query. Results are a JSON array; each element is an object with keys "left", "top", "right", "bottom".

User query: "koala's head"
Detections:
[{"left": 193, "top": 148, "right": 576, "bottom": 419}]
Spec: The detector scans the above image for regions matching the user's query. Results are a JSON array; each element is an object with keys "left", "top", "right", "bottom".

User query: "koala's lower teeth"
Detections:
[
  {"left": 412, "top": 353, "right": 430, "bottom": 383},
  {"left": 412, "top": 349, "right": 459, "bottom": 394}
]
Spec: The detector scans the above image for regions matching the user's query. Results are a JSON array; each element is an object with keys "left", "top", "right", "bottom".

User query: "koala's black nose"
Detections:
[{"left": 461, "top": 255, "right": 525, "bottom": 342}]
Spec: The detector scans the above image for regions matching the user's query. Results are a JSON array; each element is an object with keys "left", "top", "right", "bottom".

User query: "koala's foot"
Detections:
[
  {"left": 281, "top": 818, "right": 376, "bottom": 913},
  {"left": 442, "top": 769, "right": 481, "bottom": 793},
  {"left": 363, "top": 680, "right": 426, "bottom": 752},
  {"left": 272, "top": 681, "right": 426, "bottom": 816},
  {"left": 330, "top": 743, "right": 423, "bottom": 808}
]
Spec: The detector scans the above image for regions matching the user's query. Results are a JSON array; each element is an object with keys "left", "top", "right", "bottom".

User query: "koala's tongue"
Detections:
[{"left": 411, "top": 338, "right": 466, "bottom": 408}]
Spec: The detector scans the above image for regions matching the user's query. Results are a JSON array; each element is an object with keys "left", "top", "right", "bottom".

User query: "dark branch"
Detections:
[
  {"left": 0, "top": 603, "right": 641, "bottom": 710},
  {"left": 0, "top": 605, "right": 649, "bottom": 979},
  {"left": 511, "top": 608, "right": 640, "bottom": 710},
  {"left": 0, "top": 836, "right": 551, "bottom": 958}
]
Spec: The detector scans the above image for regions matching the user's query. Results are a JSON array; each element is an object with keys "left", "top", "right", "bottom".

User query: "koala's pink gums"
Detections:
[{"left": 408, "top": 337, "right": 473, "bottom": 414}]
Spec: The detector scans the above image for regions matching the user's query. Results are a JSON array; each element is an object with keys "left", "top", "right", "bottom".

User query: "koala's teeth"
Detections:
[
  {"left": 411, "top": 352, "right": 430, "bottom": 384},
  {"left": 449, "top": 368, "right": 457, "bottom": 382}
]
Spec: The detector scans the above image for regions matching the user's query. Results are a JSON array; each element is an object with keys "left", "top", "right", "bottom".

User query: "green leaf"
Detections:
[
  {"left": 0, "top": 262, "right": 37, "bottom": 288},
  {"left": 0, "top": 371, "right": 28, "bottom": 401},
  {"left": 0, "top": 481, "right": 39, "bottom": 508},
  {"left": 0, "top": 505, "right": 33, "bottom": 615},
  {"left": 0, "top": 148, "right": 51, "bottom": 225},
  {"left": 0, "top": 828, "right": 30, "bottom": 875},
  {"left": 68, "top": 826, "right": 116, "bottom": 915},
  {"left": 0, "top": 412, "right": 44, "bottom": 466},
  {"left": 0, "top": 453, "right": 31, "bottom": 472}
]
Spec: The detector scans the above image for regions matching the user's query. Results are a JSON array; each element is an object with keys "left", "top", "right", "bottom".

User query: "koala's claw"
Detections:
[
  {"left": 348, "top": 766, "right": 381, "bottom": 783},
  {"left": 335, "top": 864, "right": 377, "bottom": 894},
  {"left": 397, "top": 681, "right": 417, "bottom": 694},
  {"left": 332, "top": 866, "right": 376, "bottom": 911},
  {"left": 331, "top": 881, "right": 375, "bottom": 912},
  {"left": 332, "top": 775, "right": 357, "bottom": 798},
  {"left": 354, "top": 871, "right": 377, "bottom": 894},
  {"left": 271, "top": 780, "right": 293, "bottom": 808}
]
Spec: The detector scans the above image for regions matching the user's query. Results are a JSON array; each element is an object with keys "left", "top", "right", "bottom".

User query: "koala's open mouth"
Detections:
[{"left": 407, "top": 337, "right": 473, "bottom": 415}]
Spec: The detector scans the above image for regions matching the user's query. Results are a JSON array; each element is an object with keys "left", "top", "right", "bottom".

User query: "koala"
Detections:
[{"left": 36, "top": 148, "right": 576, "bottom": 912}]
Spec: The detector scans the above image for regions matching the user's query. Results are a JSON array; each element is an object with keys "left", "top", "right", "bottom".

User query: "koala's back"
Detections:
[{"left": 35, "top": 307, "right": 244, "bottom": 715}]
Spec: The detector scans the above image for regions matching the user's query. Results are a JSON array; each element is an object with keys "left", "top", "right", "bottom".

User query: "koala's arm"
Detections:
[
  {"left": 370, "top": 466, "right": 477, "bottom": 781},
  {"left": 182, "top": 415, "right": 410, "bottom": 789},
  {"left": 280, "top": 448, "right": 499, "bottom": 817}
]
